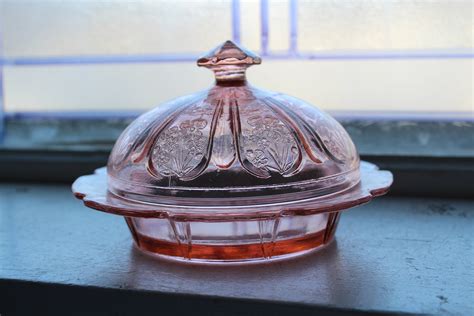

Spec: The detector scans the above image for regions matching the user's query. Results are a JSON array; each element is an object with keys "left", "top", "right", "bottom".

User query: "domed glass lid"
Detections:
[{"left": 107, "top": 41, "right": 360, "bottom": 206}]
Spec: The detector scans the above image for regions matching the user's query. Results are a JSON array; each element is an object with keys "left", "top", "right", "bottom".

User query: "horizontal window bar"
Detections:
[{"left": 1, "top": 49, "right": 472, "bottom": 66}]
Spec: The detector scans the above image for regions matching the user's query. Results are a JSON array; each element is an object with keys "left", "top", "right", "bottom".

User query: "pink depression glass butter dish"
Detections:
[{"left": 73, "top": 41, "right": 393, "bottom": 263}]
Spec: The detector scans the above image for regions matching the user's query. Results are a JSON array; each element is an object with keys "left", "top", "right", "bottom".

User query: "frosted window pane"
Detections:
[
  {"left": 1, "top": 0, "right": 232, "bottom": 57},
  {"left": 1, "top": 0, "right": 472, "bottom": 114},
  {"left": 240, "top": 0, "right": 261, "bottom": 51},
  {"left": 269, "top": 0, "right": 289, "bottom": 51},
  {"left": 298, "top": 0, "right": 473, "bottom": 51},
  {"left": 5, "top": 59, "right": 472, "bottom": 113}
]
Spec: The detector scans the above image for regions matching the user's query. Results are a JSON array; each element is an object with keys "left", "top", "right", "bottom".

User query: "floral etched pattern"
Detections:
[
  {"left": 271, "top": 94, "right": 354, "bottom": 164},
  {"left": 132, "top": 91, "right": 356, "bottom": 182},
  {"left": 313, "top": 114, "right": 355, "bottom": 163},
  {"left": 242, "top": 115, "right": 299, "bottom": 175},
  {"left": 151, "top": 118, "right": 209, "bottom": 178}
]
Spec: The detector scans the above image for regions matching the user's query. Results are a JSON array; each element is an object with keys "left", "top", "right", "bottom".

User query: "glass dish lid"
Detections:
[{"left": 106, "top": 40, "right": 361, "bottom": 208}]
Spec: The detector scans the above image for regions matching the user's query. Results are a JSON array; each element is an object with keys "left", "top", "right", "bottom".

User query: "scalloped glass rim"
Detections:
[
  {"left": 106, "top": 166, "right": 361, "bottom": 207},
  {"left": 73, "top": 161, "right": 392, "bottom": 220}
]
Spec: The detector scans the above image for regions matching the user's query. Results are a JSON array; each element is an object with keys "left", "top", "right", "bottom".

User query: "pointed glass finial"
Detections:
[{"left": 197, "top": 40, "right": 261, "bottom": 82}]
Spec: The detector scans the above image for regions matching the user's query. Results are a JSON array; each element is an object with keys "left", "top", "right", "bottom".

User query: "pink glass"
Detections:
[{"left": 73, "top": 41, "right": 393, "bottom": 263}]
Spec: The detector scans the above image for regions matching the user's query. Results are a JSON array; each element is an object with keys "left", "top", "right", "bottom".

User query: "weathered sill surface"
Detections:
[{"left": 0, "top": 183, "right": 472, "bottom": 315}]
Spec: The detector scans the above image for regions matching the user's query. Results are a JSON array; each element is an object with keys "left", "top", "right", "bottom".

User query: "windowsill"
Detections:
[{"left": 0, "top": 182, "right": 472, "bottom": 315}]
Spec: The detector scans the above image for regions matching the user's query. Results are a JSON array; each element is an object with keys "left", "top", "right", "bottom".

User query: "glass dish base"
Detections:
[
  {"left": 125, "top": 212, "right": 340, "bottom": 263},
  {"left": 73, "top": 161, "right": 392, "bottom": 264}
]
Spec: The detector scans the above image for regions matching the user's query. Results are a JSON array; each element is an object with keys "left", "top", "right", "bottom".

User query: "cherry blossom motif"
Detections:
[
  {"left": 145, "top": 94, "right": 305, "bottom": 180},
  {"left": 317, "top": 118, "right": 353, "bottom": 162},
  {"left": 270, "top": 94, "right": 357, "bottom": 164},
  {"left": 108, "top": 93, "right": 206, "bottom": 172},
  {"left": 143, "top": 87, "right": 360, "bottom": 181},
  {"left": 241, "top": 114, "right": 300, "bottom": 177},
  {"left": 150, "top": 117, "right": 210, "bottom": 179}
]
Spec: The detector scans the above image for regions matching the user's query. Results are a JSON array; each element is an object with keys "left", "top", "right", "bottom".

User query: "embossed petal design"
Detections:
[
  {"left": 148, "top": 100, "right": 217, "bottom": 180},
  {"left": 238, "top": 103, "right": 301, "bottom": 178}
]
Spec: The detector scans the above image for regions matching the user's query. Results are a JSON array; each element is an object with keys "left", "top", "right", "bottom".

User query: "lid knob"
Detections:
[{"left": 197, "top": 40, "right": 261, "bottom": 82}]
